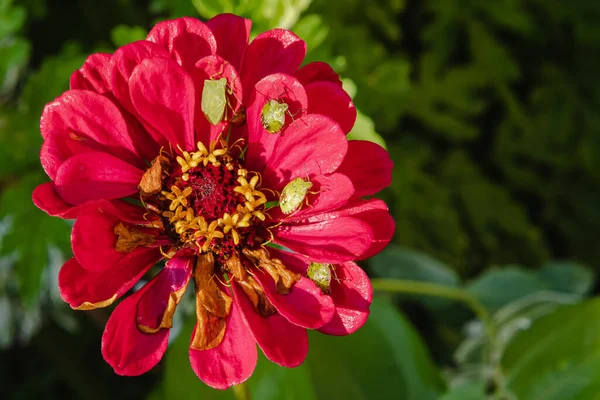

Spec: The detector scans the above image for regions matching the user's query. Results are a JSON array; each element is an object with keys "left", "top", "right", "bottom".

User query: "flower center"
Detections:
[
  {"left": 133, "top": 137, "right": 301, "bottom": 350},
  {"left": 139, "top": 138, "right": 268, "bottom": 260}
]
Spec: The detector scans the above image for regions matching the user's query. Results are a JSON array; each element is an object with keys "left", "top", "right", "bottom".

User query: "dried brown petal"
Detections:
[
  {"left": 139, "top": 155, "right": 169, "bottom": 196},
  {"left": 237, "top": 275, "right": 277, "bottom": 316},
  {"left": 191, "top": 303, "right": 227, "bottom": 350},
  {"left": 138, "top": 286, "right": 187, "bottom": 334},
  {"left": 224, "top": 252, "right": 247, "bottom": 281},
  {"left": 242, "top": 248, "right": 300, "bottom": 294},
  {"left": 114, "top": 222, "right": 155, "bottom": 253},
  {"left": 194, "top": 253, "right": 232, "bottom": 317},
  {"left": 190, "top": 253, "right": 232, "bottom": 350}
]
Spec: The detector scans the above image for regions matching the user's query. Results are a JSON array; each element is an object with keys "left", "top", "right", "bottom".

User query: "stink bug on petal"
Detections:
[
  {"left": 308, "top": 262, "right": 332, "bottom": 293},
  {"left": 201, "top": 77, "right": 228, "bottom": 125},
  {"left": 279, "top": 177, "right": 313, "bottom": 214},
  {"left": 261, "top": 99, "right": 289, "bottom": 133}
]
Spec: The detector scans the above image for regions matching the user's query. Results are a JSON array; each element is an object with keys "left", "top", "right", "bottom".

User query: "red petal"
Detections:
[
  {"left": 261, "top": 114, "right": 348, "bottom": 191},
  {"left": 40, "top": 130, "right": 102, "bottom": 180},
  {"left": 69, "top": 53, "right": 112, "bottom": 93},
  {"left": 303, "top": 198, "right": 389, "bottom": 223},
  {"left": 272, "top": 216, "right": 373, "bottom": 263},
  {"left": 355, "top": 206, "right": 395, "bottom": 259},
  {"left": 129, "top": 58, "right": 196, "bottom": 151},
  {"left": 93, "top": 199, "right": 157, "bottom": 224},
  {"left": 40, "top": 90, "right": 143, "bottom": 164},
  {"left": 337, "top": 141, "right": 393, "bottom": 198},
  {"left": 295, "top": 61, "right": 342, "bottom": 87},
  {"left": 253, "top": 270, "right": 335, "bottom": 329},
  {"left": 244, "top": 73, "right": 308, "bottom": 173},
  {"left": 72, "top": 206, "right": 153, "bottom": 272},
  {"left": 305, "top": 81, "right": 356, "bottom": 134},
  {"left": 189, "top": 300, "right": 257, "bottom": 389},
  {"left": 300, "top": 198, "right": 395, "bottom": 259},
  {"left": 232, "top": 281, "right": 308, "bottom": 367},
  {"left": 32, "top": 182, "right": 80, "bottom": 218},
  {"left": 110, "top": 40, "right": 171, "bottom": 119},
  {"left": 147, "top": 17, "right": 217, "bottom": 71},
  {"left": 206, "top": 13, "right": 251, "bottom": 72},
  {"left": 136, "top": 252, "right": 193, "bottom": 331},
  {"left": 58, "top": 250, "right": 161, "bottom": 310},
  {"left": 55, "top": 151, "right": 143, "bottom": 205},
  {"left": 72, "top": 207, "right": 122, "bottom": 271},
  {"left": 270, "top": 173, "right": 354, "bottom": 222},
  {"left": 241, "top": 30, "right": 306, "bottom": 102},
  {"left": 268, "top": 249, "right": 310, "bottom": 275},
  {"left": 319, "top": 262, "right": 372, "bottom": 335},
  {"left": 191, "top": 55, "right": 243, "bottom": 144},
  {"left": 101, "top": 283, "right": 170, "bottom": 376}
]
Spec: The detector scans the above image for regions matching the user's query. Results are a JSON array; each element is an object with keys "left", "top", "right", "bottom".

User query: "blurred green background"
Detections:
[{"left": 1, "top": 0, "right": 600, "bottom": 399}]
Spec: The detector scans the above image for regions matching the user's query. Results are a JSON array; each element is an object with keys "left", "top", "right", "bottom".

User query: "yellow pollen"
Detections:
[
  {"left": 162, "top": 185, "right": 193, "bottom": 210},
  {"left": 153, "top": 139, "right": 271, "bottom": 252}
]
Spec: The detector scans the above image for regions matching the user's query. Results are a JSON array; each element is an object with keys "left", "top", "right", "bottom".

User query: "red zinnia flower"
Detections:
[{"left": 33, "top": 15, "right": 394, "bottom": 388}]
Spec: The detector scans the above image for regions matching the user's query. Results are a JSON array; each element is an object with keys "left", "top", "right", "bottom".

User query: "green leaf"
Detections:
[
  {"left": 249, "top": 352, "right": 317, "bottom": 400},
  {"left": 191, "top": 0, "right": 235, "bottom": 18},
  {"left": 466, "top": 266, "right": 549, "bottom": 311},
  {"left": 306, "top": 296, "right": 445, "bottom": 399},
  {"left": 438, "top": 381, "right": 486, "bottom": 400},
  {"left": 293, "top": 14, "right": 329, "bottom": 53},
  {"left": 0, "top": 0, "right": 26, "bottom": 38},
  {"left": 110, "top": 24, "right": 147, "bottom": 47},
  {"left": 503, "top": 298, "right": 600, "bottom": 400},
  {"left": 347, "top": 110, "right": 387, "bottom": 149},
  {"left": 0, "top": 37, "right": 30, "bottom": 95},
  {"left": 369, "top": 245, "right": 460, "bottom": 310},
  {"left": 0, "top": 172, "right": 71, "bottom": 304},
  {"left": 537, "top": 261, "right": 595, "bottom": 297}
]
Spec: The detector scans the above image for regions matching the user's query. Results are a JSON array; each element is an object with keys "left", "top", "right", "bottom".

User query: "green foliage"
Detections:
[
  {"left": 110, "top": 24, "right": 147, "bottom": 47},
  {"left": 503, "top": 298, "right": 600, "bottom": 399},
  {"left": 192, "top": 0, "right": 312, "bottom": 32},
  {"left": 466, "top": 262, "right": 595, "bottom": 312},
  {"left": 0, "top": 172, "right": 71, "bottom": 304},
  {"left": 466, "top": 267, "right": 551, "bottom": 312},
  {"left": 0, "top": 43, "right": 85, "bottom": 177},
  {"left": 0, "top": 0, "right": 30, "bottom": 98},
  {"left": 0, "top": 39, "right": 83, "bottom": 304},
  {"left": 438, "top": 381, "right": 486, "bottom": 400},
  {"left": 537, "top": 261, "right": 595, "bottom": 296},
  {"left": 370, "top": 245, "right": 460, "bottom": 309},
  {"left": 372, "top": 246, "right": 595, "bottom": 312}
]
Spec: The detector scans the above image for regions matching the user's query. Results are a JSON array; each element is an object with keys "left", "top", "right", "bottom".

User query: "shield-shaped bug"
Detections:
[
  {"left": 279, "top": 177, "right": 313, "bottom": 214},
  {"left": 201, "top": 77, "right": 228, "bottom": 125},
  {"left": 261, "top": 99, "right": 289, "bottom": 133},
  {"left": 307, "top": 262, "right": 332, "bottom": 293}
]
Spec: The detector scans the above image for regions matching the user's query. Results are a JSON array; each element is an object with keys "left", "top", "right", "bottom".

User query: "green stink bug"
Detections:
[
  {"left": 279, "top": 177, "right": 313, "bottom": 214},
  {"left": 307, "top": 262, "right": 332, "bottom": 293},
  {"left": 201, "top": 77, "right": 228, "bottom": 125},
  {"left": 261, "top": 99, "right": 289, "bottom": 133}
]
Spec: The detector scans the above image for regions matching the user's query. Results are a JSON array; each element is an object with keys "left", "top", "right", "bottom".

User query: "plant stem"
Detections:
[
  {"left": 232, "top": 382, "right": 251, "bottom": 400},
  {"left": 370, "top": 279, "right": 495, "bottom": 336}
]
